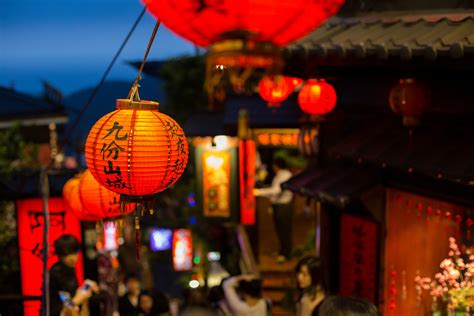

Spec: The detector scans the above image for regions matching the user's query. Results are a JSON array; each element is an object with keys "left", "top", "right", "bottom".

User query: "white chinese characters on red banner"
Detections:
[
  {"left": 16, "top": 198, "right": 84, "bottom": 316},
  {"left": 339, "top": 214, "right": 378, "bottom": 303},
  {"left": 172, "top": 229, "right": 193, "bottom": 271}
]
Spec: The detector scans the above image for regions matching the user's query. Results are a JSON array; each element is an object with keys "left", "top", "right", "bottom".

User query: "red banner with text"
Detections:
[
  {"left": 339, "top": 214, "right": 378, "bottom": 303},
  {"left": 16, "top": 197, "right": 83, "bottom": 316}
]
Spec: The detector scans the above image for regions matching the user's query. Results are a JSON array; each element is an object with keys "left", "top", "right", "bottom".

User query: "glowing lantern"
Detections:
[
  {"left": 298, "top": 79, "right": 337, "bottom": 116},
  {"left": 389, "top": 78, "right": 431, "bottom": 127},
  {"left": 78, "top": 169, "right": 135, "bottom": 219},
  {"left": 258, "top": 76, "right": 303, "bottom": 108},
  {"left": 63, "top": 177, "right": 101, "bottom": 221},
  {"left": 144, "top": 0, "right": 344, "bottom": 96},
  {"left": 85, "top": 99, "right": 189, "bottom": 209}
]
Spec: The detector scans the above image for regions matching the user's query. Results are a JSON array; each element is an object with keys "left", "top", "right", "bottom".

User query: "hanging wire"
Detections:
[
  {"left": 127, "top": 20, "right": 161, "bottom": 101},
  {"left": 62, "top": 6, "right": 148, "bottom": 143}
]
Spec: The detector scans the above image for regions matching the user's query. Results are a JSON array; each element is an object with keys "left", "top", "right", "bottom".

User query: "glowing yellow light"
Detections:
[{"left": 206, "top": 155, "right": 224, "bottom": 169}]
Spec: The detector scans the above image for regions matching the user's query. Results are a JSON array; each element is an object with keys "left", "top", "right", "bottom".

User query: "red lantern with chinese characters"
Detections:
[
  {"left": 298, "top": 79, "right": 337, "bottom": 116},
  {"left": 85, "top": 99, "right": 189, "bottom": 209},
  {"left": 78, "top": 169, "right": 135, "bottom": 219},
  {"left": 258, "top": 76, "right": 302, "bottom": 108},
  {"left": 389, "top": 78, "right": 431, "bottom": 127},
  {"left": 144, "top": 0, "right": 344, "bottom": 95}
]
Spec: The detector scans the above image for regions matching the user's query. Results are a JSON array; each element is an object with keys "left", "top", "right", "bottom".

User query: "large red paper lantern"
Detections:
[
  {"left": 145, "top": 0, "right": 344, "bottom": 48},
  {"left": 144, "top": 0, "right": 344, "bottom": 96},
  {"left": 85, "top": 99, "right": 188, "bottom": 208},
  {"left": 298, "top": 79, "right": 337, "bottom": 116},
  {"left": 389, "top": 78, "right": 431, "bottom": 127},
  {"left": 258, "top": 76, "right": 302, "bottom": 108},
  {"left": 78, "top": 169, "right": 135, "bottom": 219}
]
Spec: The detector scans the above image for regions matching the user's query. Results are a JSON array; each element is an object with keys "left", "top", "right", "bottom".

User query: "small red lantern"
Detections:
[
  {"left": 258, "top": 76, "right": 302, "bottom": 108},
  {"left": 389, "top": 78, "right": 431, "bottom": 127},
  {"left": 63, "top": 177, "right": 101, "bottom": 221},
  {"left": 298, "top": 79, "right": 337, "bottom": 116},
  {"left": 78, "top": 169, "right": 135, "bottom": 219},
  {"left": 85, "top": 99, "right": 188, "bottom": 209}
]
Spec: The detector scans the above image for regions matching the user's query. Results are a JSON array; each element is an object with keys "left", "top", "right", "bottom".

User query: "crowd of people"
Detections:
[{"left": 49, "top": 234, "right": 379, "bottom": 316}]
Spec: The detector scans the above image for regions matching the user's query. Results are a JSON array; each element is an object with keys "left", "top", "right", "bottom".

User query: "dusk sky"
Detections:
[{"left": 1, "top": 0, "right": 196, "bottom": 95}]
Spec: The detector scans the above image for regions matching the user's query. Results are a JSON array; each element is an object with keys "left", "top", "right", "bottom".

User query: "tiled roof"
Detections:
[
  {"left": 284, "top": 11, "right": 474, "bottom": 61},
  {"left": 0, "top": 86, "right": 67, "bottom": 122}
]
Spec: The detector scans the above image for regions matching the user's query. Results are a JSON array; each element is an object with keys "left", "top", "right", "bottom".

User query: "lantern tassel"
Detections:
[
  {"left": 96, "top": 220, "right": 103, "bottom": 248},
  {"left": 135, "top": 214, "right": 140, "bottom": 261}
]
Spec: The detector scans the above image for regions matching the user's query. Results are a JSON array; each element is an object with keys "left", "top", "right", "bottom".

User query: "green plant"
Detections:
[{"left": 0, "top": 123, "right": 39, "bottom": 173}]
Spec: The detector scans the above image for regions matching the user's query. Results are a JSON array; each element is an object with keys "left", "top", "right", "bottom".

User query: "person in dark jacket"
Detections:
[
  {"left": 48, "top": 234, "right": 98, "bottom": 316},
  {"left": 118, "top": 274, "right": 142, "bottom": 316}
]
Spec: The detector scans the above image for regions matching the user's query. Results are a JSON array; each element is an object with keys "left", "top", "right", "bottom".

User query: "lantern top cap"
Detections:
[{"left": 116, "top": 99, "right": 159, "bottom": 111}]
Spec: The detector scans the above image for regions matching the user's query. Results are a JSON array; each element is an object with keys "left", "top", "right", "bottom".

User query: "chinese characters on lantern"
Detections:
[
  {"left": 339, "top": 214, "right": 377, "bottom": 303},
  {"left": 164, "top": 120, "right": 187, "bottom": 188},
  {"left": 172, "top": 229, "right": 193, "bottom": 271},
  {"left": 101, "top": 121, "right": 131, "bottom": 191}
]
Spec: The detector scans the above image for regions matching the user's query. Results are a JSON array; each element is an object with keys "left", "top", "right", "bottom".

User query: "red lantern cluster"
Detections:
[
  {"left": 298, "top": 79, "right": 337, "bottom": 116},
  {"left": 389, "top": 78, "right": 431, "bottom": 127},
  {"left": 258, "top": 76, "right": 302, "bottom": 108},
  {"left": 85, "top": 99, "right": 189, "bottom": 207}
]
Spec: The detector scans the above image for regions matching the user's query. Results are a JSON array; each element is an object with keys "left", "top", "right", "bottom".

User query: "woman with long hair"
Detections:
[{"left": 295, "top": 256, "right": 326, "bottom": 316}]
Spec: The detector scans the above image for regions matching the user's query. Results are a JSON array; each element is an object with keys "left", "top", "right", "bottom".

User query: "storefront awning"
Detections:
[
  {"left": 282, "top": 165, "right": 378, "bottom": 208},
  {"left": 329, "top": 120, "right": 474, "bottom": 186}
]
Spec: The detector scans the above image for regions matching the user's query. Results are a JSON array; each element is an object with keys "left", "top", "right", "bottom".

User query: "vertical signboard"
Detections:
[
  {"left": 202, "top": 151, "right": 231, "bottom": 217},
  {"left": 16, "top": 198, "right": 83, "bottom": 316},
  {"left": 239, "top": 140, "right": 256, "bottom": 225},
  {"left": 172, "top": 229, "right": 193, "bottom": 271},
  {"left": 339, "top": 214, "right": 377, "bottom": 303}
]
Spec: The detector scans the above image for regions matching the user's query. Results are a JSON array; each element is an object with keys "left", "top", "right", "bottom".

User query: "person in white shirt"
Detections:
[
  {"left": 222, "top": 275, "right": 268, "bottom": 316},
  {"left": 254, "top": 156, "right": 293, "bottom": 262}
]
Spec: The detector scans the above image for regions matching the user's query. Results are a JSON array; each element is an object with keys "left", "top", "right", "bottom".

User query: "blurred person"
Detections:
[
  {"left": 222, "top": 274, "right": 269, "bottom": 316},
  {"left": 295, "top": 256, "right": 326, "bottom": 316},
  {"left": 48, "top": 234, "right": 99, "bottom": 316},
  {"left": 318, "top": 296, "right": 379, "bottom": 316},
  {"left": 138, "top": 291, "right": 154, "bottom": 316},
  {"left": 208, "top": 285, "right": 232, "bottom": 316},
  {"left": 118, "top": 273, "right": 141, "bottom": 316},
  {"left": 254, "top": 156, "right": 293, "bottom": 262},
  {"left": 179, "top": 288, "right": 216, "bottom": 316}
]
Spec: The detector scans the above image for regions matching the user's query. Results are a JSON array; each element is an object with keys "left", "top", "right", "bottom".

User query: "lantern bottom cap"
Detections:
[{"left": 120, "top": 194, "right": 156, "bottom": 213}]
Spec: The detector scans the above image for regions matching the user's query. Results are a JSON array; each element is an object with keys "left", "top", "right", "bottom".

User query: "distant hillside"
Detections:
[{"left": 64, "top": 78, "right": 164, "bottom": 148}]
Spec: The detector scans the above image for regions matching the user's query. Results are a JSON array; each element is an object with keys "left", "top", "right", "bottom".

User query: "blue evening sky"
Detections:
[{"left": 1, "top": 0, "right": 196, "bottom": 95}]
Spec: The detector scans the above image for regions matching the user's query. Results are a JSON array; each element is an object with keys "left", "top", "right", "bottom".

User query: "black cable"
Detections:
[{"left": 62, "top": 6, "right": 147, "bottom": 143}]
